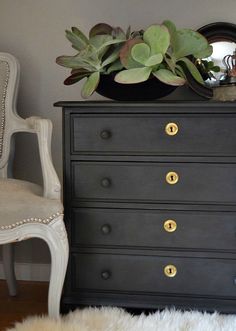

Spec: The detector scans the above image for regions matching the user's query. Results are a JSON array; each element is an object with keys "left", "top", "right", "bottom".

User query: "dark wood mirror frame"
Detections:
[
  {"left": 197, "top": 22, "right": 236, "bottom": 101},
  {"left": 184, "top": 22, "right": 236, "bottom": 99},
  {"left": 197, "top": 22, "right": 236, "bottom": 43}
]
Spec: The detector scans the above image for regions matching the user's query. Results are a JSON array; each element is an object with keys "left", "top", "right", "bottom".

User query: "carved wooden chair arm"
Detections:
[
  {"left": 1, "top": 112, "right": 61, "bottom": 200},
  {"left": 24, "top": 116, "right": 61, "bottom": 199},
  {"left": 6, "top": 115, "right": 61, "bottom": 200}
]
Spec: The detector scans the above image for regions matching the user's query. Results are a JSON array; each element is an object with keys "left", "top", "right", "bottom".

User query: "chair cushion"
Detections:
[{"left": 0, "top": 179, "right": 63, "bottom": 229}]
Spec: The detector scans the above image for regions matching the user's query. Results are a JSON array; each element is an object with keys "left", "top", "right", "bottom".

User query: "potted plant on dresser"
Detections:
[{"left": 56, "top": 20, "right": 219, "bottom": 100}]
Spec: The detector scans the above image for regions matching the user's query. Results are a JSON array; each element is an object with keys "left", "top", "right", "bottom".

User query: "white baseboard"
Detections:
[{"left": 0, "top": 262, "right": 50, "bottom": 281}]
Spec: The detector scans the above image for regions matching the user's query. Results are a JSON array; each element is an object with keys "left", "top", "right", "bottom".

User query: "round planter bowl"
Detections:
[{"left": 96, "top": 74, "right": 177, "bottom": 101}]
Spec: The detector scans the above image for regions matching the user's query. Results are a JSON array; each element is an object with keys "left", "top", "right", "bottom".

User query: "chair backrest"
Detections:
[{"left": 0, "top": 53, "right": 20, "bottom": 172}]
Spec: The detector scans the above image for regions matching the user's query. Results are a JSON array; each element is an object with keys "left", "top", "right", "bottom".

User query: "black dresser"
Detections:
[{"left": 55, "top": 101, "right": 236, "bottom": 312}]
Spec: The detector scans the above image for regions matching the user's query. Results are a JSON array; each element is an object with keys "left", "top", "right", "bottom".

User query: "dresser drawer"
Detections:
[
  {"left": 72, "top": 114, "right": 236, "bottom": 156},
  {"left": 72, "top": 209, "right": 236, "bottom": 251},
  {"left": 72, "top": 162, "right": 236, "bottom": 204},
  {"left": 73, "top": 253, "right": 236, "bottom": 298}
]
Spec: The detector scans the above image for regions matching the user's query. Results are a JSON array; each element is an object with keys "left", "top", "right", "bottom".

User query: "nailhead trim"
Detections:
[
  {"left": 0, "top": 211, "right": 63, "bottom": 230},
  {"left": 0, "top": 60, "right": 10, "bottom": 159}
]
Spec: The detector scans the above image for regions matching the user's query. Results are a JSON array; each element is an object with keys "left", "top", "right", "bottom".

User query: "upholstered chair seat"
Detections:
[
  {"left": 0, "top": 52, "right": 68, "bottom": 319},
  {"left": 0, "top": 179, "right": 63, "bottom": 228}
]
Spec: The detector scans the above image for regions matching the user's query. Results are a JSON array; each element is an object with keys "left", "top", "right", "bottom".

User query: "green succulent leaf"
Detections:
[
  {"left": 78, "top": 44, "right": 100, "bottom": 63},
  {"left": 145, "top": 53, "right": 163, "bottom": 67},
  {"left": 102, "top": 46, "right": 121, "bottom": 67},
  {"left": 162, "top": 20, "right": 177, "bottom": 39},
  {"left": 120, "top": 39, "right": 144, "bottom": 69},
  {"left": 81, "top": 71, "right": 100, "bottom": 98},
  {"left": 56, "top": 55, "right": 95, "bottom": 71},
  {"left": 193, "top": 44, "right": 213, "bottom": 58},
  {"left": 93, "top": 37, "right": 126, "bottom": 59},
  {"left": 177, "top": 57, "right": 204, "bottom": 84},
  {"left": 89, "top": 34, "right": 113, "bottom": 58},
  {"left": 98, "top": 38, "right": 126, "bottom": 50},
  {"left": 64, "top": 69, "right": 90, "bottom": 85},
  {"left": 66, "top": 28, "right": 89, "bottom": 51},
  {"left": 211, "top": 65, "right": 221, "bottom": 72},
  {"left": 208, "top": 61, "right": 215, "bottom": 68},
  {"left": 153, "top": 68, "right": 186, "bottom": 86},
  {"left": 89, "top": 23, "right": 113, "bottom": 38},
  {"left": 112, "top": 27, "right": 126, "bottom": 40},
  {"left": 89, "top": 34, "right": 113, "bottom": 49},
  {"left": 126, "top": 25, "right": 131, "bottom": 39},
  {"left": 143, "top": 24, "right": 170, "bottom": 56},
  {"left": 172, "top": 29, "right": 209, "bottom": 59},
  {"left": 175, "top": 64, "right": 187, "bottom": 79},
  {"left": 183, "top": 69, "right": 213, "bottom": 98},
  {"left": 106, "top": 59, "right": 124, "bottom": 74},
  {"left": 114, "top": 67, "right": 152, "bottom": 84},
  {"left": 71, "top": 27, "right": 89, "bottom": 43},
  {"left": 131, "top": 43, "right": 150, "bottom": 65},
  {"left": 78, "top": 48, "right": 101, "bottom": 69},
  {"left": 164, "top": 54, "right": 176, "bottom": 72}
]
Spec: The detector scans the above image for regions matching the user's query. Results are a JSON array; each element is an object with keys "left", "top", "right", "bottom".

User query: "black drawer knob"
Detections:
[
  {"left": 101, "top": 224, "right": 111, "bottom": 234},
  {"left": 101, "top": 270, "right": 111, "bottom": 280},
  {"left": 100, "top": 130, "right": 111, "bottom": 139},
  {"left": 101, "top": 177, "right": 111, "bottom": 188}
]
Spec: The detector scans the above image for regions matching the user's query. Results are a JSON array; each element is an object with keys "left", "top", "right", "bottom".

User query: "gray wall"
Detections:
[{"left": 0, "top": 0, "right": 235, "bottom": 264}]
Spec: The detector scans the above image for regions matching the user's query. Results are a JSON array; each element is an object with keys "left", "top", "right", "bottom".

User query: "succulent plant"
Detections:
[
  {"left": 57, "top": 20, "right": 218, "bottom": 99},
  {"left": 115, "top": 20, "right": 213, "bottom": 87},
  {"left": 56, "top": 23, "right": 126, "bottom": 98}
]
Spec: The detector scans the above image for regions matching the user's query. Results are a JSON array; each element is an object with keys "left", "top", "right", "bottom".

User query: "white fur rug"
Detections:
[{"left": 5, "top": 307, "right": 236, "bottom": 331}]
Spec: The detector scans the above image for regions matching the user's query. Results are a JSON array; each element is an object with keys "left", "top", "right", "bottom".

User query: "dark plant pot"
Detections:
[{"left": 96, "top": 73, "right": 177, "bottom": 101}]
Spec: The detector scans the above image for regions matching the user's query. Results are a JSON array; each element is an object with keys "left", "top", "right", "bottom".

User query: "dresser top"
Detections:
[
  {"left": 54, "top": 100, "right": 236, "bottom": 114},
  {"left": 54, "top": 100, "right": 236, "bottom": 107}
]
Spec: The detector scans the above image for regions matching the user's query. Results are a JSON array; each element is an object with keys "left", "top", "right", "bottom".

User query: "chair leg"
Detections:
[
  {"left": 43, "top": 217, "right": 69, "bottom": 319},
  {"left": 2, "top": 243, "right": 17, "bottom": 296}
]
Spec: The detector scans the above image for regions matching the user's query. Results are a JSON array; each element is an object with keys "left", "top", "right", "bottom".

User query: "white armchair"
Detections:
[{"left": 0, "top": 52, "right": 69, "bottom": 318}]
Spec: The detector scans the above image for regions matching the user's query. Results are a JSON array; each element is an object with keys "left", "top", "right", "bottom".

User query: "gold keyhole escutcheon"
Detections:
[
  {"left": 164, "top": 265, "right": 177, "bottom": 277},
  {"left": 165, "top": 122, "right": 178, "bottom": 136},
  {"left": 164, "top": 220, "right": 177, "bottom": 232},
  {"left": 166, "top": 171, "right": 179, "bottom": 185}
]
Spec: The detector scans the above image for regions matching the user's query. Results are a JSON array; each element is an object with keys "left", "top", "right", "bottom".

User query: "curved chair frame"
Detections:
[{"left": 0, "top": 52, "right": 68, "bottom": 318}]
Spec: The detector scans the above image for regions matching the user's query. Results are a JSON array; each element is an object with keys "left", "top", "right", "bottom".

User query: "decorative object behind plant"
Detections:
[
  {"left": 56, "top": 21, "right": 217, "bottom": 101},
  {"left": 198, "top": 22, "right": 236, "bottom": 101},
  {"left": 213, "top": 48, "right": 236, "bottom": 101}
]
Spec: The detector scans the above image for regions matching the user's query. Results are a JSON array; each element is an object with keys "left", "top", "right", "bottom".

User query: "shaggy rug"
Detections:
[{"left": 5, "top": 307, "right": 236, "bottom": 331}]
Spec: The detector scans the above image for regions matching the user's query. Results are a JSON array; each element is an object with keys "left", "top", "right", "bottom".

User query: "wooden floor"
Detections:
[{"left": 0, "top": 280, "right": 48, "bottom": 331}]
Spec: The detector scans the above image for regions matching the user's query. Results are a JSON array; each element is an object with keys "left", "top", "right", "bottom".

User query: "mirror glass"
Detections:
[
  {"left": 197, "top": 22, "right": 236, "bottom": 86},
  {"left": 206, "top": 41, "right": 236, "bottom": 82}
]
